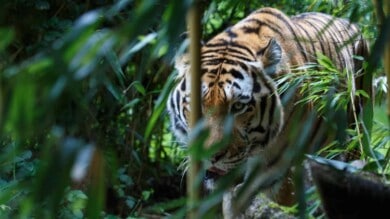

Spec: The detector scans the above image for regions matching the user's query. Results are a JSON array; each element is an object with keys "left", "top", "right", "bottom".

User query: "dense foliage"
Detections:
[{"left": 0, "top": 0, "right": 388, "bottom": 218}]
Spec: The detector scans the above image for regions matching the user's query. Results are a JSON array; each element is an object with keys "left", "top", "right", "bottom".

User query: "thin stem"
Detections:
[{"left": 187, "top": 0, "right": 202, "bottom": 218}]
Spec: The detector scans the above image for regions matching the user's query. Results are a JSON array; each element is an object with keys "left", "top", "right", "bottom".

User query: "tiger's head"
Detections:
[{"left": 168, "top": 36, "right": 285, "bottom": 181}]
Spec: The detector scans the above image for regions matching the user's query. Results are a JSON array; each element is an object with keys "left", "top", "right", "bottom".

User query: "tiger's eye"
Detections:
[{"left": 232, "top": 102, "right": 245, "bottom": 113}]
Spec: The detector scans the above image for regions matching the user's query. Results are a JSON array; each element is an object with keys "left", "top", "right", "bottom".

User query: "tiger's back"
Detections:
[
  {"left": 235, "top": 8, "right": 367, "bottom": 72},
  {"left": 167, "top": 7, "right": 370, "bottom": 209}
]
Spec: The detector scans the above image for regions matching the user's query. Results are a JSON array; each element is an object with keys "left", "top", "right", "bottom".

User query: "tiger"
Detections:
[{"left": 167, "top": 7, "right": 370, "bottom": 213}]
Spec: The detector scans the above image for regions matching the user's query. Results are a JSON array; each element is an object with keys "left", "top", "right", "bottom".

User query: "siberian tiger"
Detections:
[{"left": 167, "top": 7, "right": 370, "bottom": 213}]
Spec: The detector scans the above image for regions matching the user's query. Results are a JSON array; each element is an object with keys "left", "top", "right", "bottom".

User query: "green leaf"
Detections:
[
  {"left": 120, "top": 33, "right": 157, "bottom": 64},
  {"left": 356, "top": 90, "right": 369, "bottom": 98},
  {"left": 5, "top": 78, "right": 37, "bottom": 138},
  {"left": 26, "top": 58, "right": 53, "bottom": 75},
  {"left": 133, "top": 82, "right": 146, "bottom": 96},
  {"left": 122, "top": 98, "right": 141, "bottom": 110},
  {"left": 142, "top": 190, "right": 153, "bottom": 201},
  {"left": 106, "top": 50, "right": 126, "bottom": 87},
  {"left": 316, "top": 52, "right": 337, "bottom": 72},
  {"left": 105, "top": 80, "right": 124, "bottom": 102},
  {"left": 144, "top": 73, "right": 176, "bottom": 139},
  {"left": 124, "top": 81, "right": 146, "bottom": 96},
  {"left": 0, "top": 28, "right": 14, "bottom": 51}
]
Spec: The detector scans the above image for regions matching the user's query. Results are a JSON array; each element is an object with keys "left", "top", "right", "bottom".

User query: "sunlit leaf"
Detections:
[
  {"left": 120, "top": 32, "right": 157, "bottom": 64},
  {"left": 316, "top": 52, "right": 337, "bottom": 72}
]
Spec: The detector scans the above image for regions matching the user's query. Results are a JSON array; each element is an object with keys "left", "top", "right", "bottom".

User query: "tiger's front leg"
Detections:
[
  {"left": 222, "top": 183, "right": 244, "bottom": 219},
  {"left": 221, "top": 167, "right": 295, "bottom": 218},
  {"left": 222, "top": 173, "right": 295, "bottom": 219}
]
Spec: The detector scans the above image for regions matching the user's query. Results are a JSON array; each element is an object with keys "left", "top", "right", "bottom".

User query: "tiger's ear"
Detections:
[
  {"left": 260, "top": 39, "right": 282, "bottom": 75},
  {"left": 174, "top": 53, "right": 190, "bottom": 79}
]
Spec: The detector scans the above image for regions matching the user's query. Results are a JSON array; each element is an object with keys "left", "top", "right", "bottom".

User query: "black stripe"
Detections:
[
  {"left": 245, "top": 18, "right": 284, "bottom": 38},
  {"left": 202, "top": 58, "right": 241, "bottom": 66},
  {"left": 175, "top": 90, "right": 180, "bottom": 111},
  {"left": 203, "top": 49, "right": 253, "bottom": 62},
  {"left": 174, "top": 116, "right": 187, "bottom": 135},
  {"left": 229, "top": 69, "right": 244, "bottom": 79},
  {"left": 239, "top": 94, "right": 251, "bottom": 100},
  {"left": 205, "top": 42, "right": 228, "bottom": 48},
  {"left": 260, "top": 96, "right": 267, "bottom": 122},
  {"left": 225, "top": 53, "right": 253, "bottom": 62},
  {"left": 202, "top": 58, "right": 225, "bottom": 65},
  {"left": 201, "top": 54, "right": 217, "bottom": 59},
  {"left": 308, "top": 16, "right": 346, "bottom": 69},
  {"left": 256, "top": 70, "right": 273, "bottom": 95},
  {"left": 169, "top": 93, "right": 175, "bottom": 111},
  {"left": 251, "top": 72, "right": 262, "bottom": 93},
  {"left": 202, "top": 49, "right": 224, "bottom": 55},
  {"left": 180, "top": 79, "right": 186, "bottom": 91},
  {"left": 258, "top": 9, "right": 309, "bottom": 63},
  {"left": 239, "top": 62, "right": 248, "bottom": 71},
  {"left": 229, "top": 41, "right": 257, "bottom": 59},
  {"left": 300, "top": 19, "right": 328, "bottom": 57},
  {"left": 334, "top": 21, "right": 353, "bottom": 63},
  {"left": 248, "top": 97, "right": 256, "bottom": 106},
  {"left": 241, "top": 26, "right": 260, "bottom": 34},
  {"left": 208, "top": 69, "right": 218, "bottom": 74},
  {"left": 232, "top": 82, "right": 241, "bottom": 89},
  {"left": 263, "top": 130, "right": 271, "bottom": 147},
  {"left": 202, "top": 46, "right": 253, "bottom": 58},
  {"left": 326, "top": 19, "right": 347, "bottom": 69},
  {"left": 253, "top": 81, "right": 261, "bottom": 93},
  {"left": 255, "top": 124, "right": 266, "bottom": 133},
  {"left": 226, "top": 28, "right": 238, "bottom": 38},
  {"left": 227, "top": 47, "right": 255, "bottom": 59},
  {"left": 294, "top": 22, "right": 317, "bottom": 60},
  {"left": 268, "top": 95, "right": 276, "bottom": 128},
  {"left": 220, "top": 86, "right": 227, "bottom": 100},
  {"left": 333, "top": 20, "right": 357, "bottom": 62}
]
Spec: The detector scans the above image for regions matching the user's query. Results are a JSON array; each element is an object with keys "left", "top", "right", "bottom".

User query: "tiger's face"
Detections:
[{"left": 168, "top": 37, "right": 285, "bottom": 178}]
